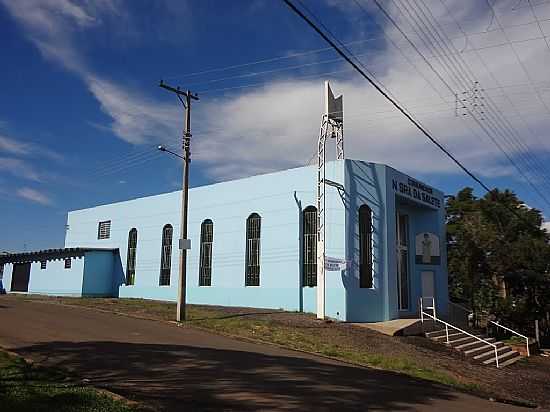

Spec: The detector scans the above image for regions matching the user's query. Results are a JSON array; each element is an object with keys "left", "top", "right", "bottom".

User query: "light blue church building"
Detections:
[{"left": 0, "top": 159, "right": 448, "bottom": 322}]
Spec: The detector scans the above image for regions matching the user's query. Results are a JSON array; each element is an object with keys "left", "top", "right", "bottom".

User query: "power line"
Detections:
[
  {"left": 161, "top": 15, "right": 550, "bottom": 82},
  {"left": 401, "top": 0, "right": 550, "bottom": 201},
  {"left": 282, "top": 0, "right": 493, "bottom": 193},
  {"left": 486, "top": 0, "right": 550, "bottom": 120},
  {"left": 437, "top": 0, "right": 550, "bottom": 158},
  {"left": 385, "top": 0, "right": 550, "bottom": 206}
]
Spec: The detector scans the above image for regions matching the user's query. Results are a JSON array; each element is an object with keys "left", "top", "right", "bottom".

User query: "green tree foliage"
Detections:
[{"left": 446, "top": 188, "right": 550, "bottom": 326}]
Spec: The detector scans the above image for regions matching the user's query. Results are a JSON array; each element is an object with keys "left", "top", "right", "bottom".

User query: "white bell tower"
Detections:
[{"left": 317, "top": 81, "right": 344, "bottom": 320}]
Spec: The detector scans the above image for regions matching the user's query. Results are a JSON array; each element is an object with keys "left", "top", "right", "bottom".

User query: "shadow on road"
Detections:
[{"left": 13, "top": 340, "right": 460, "bottom": 411}]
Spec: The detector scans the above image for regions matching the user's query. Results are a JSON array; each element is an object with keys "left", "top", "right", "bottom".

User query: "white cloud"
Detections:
[
  {"left": 0, "top": 134, "right": 63, "bottom": 161},
  {"left": 86, "top": 76, "right": 179, "bottom": 145},
  {"left": 0, "top": 157, "right": 41, "bottom": 181},
  {"left": 0, "top": 135, "right": 29, "bottom": 155},
  {"left": 16, "top": 187, "right": 52, "bottom": 206},
  {"left": 2, "top": 0, "right": 550, "bottom": 186}
]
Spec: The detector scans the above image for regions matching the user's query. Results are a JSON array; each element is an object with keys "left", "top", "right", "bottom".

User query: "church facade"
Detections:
[{"left": 1, "top": 159, "right": 448, "bottom": 322}]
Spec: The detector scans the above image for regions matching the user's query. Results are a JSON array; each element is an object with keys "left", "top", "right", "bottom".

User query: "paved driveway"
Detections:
[{"left": 0, "top": 296, "right": 527, "bottom": 411}]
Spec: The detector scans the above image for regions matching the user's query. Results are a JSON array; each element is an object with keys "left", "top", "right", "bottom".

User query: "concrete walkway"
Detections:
[
  {"left": 0, "top": 296, "right": 528, "bottom": 411},
  {"left": 354, "top": 318, "right": 424, "bottom": 336}
]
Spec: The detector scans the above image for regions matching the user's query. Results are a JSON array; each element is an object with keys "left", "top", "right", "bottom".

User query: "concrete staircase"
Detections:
[{"left": 426, "top": 328, "right": 522, "bottom": 367}]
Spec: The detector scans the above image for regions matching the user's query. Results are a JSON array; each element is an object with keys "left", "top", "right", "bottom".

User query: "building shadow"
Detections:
[
  {"left": 12, "top": 340, "right": 460, "bottom": 411},
  {"left": 343, "top": 161, "right": 386, "bottom": 322}
]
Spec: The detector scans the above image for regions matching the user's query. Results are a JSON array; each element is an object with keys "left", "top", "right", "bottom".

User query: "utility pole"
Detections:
[{"left": 159, "top": 79, "right": 199, "bottom": 322}]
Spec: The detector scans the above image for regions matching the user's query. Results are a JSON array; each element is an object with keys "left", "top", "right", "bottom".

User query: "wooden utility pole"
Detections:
[{"left": 159, "top": 80, "right": 199, "bottom": 322}]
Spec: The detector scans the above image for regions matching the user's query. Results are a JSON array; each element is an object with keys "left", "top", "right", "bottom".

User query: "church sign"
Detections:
[{"left": 391, "top": 177, "right": 441, "bottom": 209}]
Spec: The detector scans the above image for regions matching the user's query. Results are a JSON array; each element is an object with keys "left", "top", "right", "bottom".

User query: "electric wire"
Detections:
[
  {"left": 527, "top": 0, "right": 550, "bottom": 55},
  {"left": 438, "top": 0, "right": 550, "bottom": 159},
  {"left": 161, "top": 16, "right": 550, "bottom": 82},
  {"left": 403, "top": 0, "right": 550, "bottom": 198},
  {"left": 486, "top": 0, "right": 550, "bottom": 120},
  {"left": 282, "top": 0, "right": 493, "bottom": 193},
  {"left": 416, "top": 0, "right": 550, "bottom": 182},
  {"left": 389, "top": 0, "right": 550, "bottom": 205},
  {"left": 282, "top": 0, "right": 550, "bottom": 220}
]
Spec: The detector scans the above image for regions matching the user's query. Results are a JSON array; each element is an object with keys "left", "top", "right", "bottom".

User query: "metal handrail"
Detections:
[
  {"left": 489, "top": 320, "right": 530, "bottom": 357},
  {"left": 420, "top": 297, "right": 501, "bottom": 368}
]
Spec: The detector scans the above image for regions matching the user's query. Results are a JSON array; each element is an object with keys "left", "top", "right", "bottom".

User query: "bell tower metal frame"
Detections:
[{"left": 317, "top": 81, "right": 344, "bottom": 320}]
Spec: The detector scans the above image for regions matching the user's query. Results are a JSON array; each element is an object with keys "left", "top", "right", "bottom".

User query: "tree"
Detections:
[{"left": 446, "top": 188, "right": 550, "bottom": 327}]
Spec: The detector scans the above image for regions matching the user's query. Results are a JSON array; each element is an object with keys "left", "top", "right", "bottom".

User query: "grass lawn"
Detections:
[{"left": 0, "top": 349, "right": 140, "bottom": 412}]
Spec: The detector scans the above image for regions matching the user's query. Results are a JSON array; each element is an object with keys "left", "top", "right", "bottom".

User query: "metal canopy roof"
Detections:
[{"left": 0, "top": 248, "right": 118, "bottom": 265}]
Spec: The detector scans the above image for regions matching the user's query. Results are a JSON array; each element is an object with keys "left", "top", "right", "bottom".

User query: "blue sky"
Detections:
[{"left": 1, "top": 0, "right": 550, "bottom": 251}]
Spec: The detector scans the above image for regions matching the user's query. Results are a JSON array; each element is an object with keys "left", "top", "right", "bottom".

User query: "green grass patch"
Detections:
[
  {"left": 185, "top": 309, "right": 473, "bottom": 389},
  {"left": 0, "top": 350, "right": 139, "bottom": 412},
  {"left": 502, "top": 336, "right": 528, "bottom": 346}
]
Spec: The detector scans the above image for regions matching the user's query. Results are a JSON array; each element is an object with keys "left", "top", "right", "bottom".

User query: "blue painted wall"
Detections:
[
  {"left": 2, "top": 251, "right": 118, "bottom": 298},
  {"left": 385, "top": 166, "right": 448, "bottom": 319},
  {"left": 344, "top": 160, "right": 388, "bottom": 322},
  {"left": 2, "top": 264, "right": 13, "bottom": 293},
  {"left": 3, "top": 258, "right": 84, "bottom": 296},
  {"left": 61, "top": 159, "right": 447, "bottom": 322},
  {"left": 82, "top": 251, "right": 115, "bottom": 297},
  {"left": 65, "top": 160, "right": 347, "bottom": 318}
]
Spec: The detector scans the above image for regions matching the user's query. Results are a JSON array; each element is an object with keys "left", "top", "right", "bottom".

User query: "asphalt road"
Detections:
[{"left": 0, "top": 296, "right": 528, "bottom": 411}]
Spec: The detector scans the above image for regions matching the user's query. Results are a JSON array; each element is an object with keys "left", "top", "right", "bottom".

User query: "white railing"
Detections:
[
  {"left": 420, "top": 297, "right": 501, "bottom": 368},
  {"left": 448, "top": 301, "right": 471, "bottom": 329},
  {"left": 489, "top": 320, "right": 530, "bottom": 357}
]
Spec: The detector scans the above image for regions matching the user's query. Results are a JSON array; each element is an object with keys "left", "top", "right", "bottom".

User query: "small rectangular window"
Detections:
[
  {"left": 64, "top": 258, "right": 72, "bottom": 269},
  {"left": 97, "top": 220, "right": 111, "bottom": 240},
  {"left": 40, "top": 260, "right": 47, "bottom": 270}
]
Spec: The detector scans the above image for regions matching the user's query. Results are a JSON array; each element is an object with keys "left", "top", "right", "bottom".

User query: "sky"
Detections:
[{"left": 1, "top": 0, "right": 550, "bottom": 251}]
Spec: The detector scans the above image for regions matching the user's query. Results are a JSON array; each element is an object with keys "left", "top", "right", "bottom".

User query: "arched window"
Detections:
[
  {"left": 359, "top": 205, "right": 373, "bottom": 288},
  {"left": 159, "top": 224, "right": 173, "bottom": 286},
  {"left": 303, "top": 206, "right": 317, "bottom": 287},
  {"left": 199, "top": 219, "right": 214, "bottom": 286},
  {"left": 245, "top": 213, "right": 261, "bottom": 286},
  {"left": 126, "top": 228, "right": 137, "bottom": 285}
]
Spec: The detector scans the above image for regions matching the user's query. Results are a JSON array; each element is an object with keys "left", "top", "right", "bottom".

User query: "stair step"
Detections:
[
  {"left": 455, "top": 338, "right": 496, "bottom": 350},
  {"left": 498, "top": 354, "right": 523, "bottom": 368},
  {"left": 462, "top": 341, "right": 503, "bottom": 355},
  {"left": 448, "top": 335, "right": 484, "bottom": 345},
  {"left": 432, "top": 332, "right": 465, "bottom": 341},
  {"left": 473, "top": 346, "right": 511, "bottom": 360},
  {"left": 482, "top": 350, "right": 520, "bottom": 365},
  {"left": 425, "top": 329, "right": 447, "bottom": 338}
]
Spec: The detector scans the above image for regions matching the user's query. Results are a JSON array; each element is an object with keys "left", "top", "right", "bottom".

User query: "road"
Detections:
[{"left": 0, "top": 296, "right": 527, "bottom": 411}]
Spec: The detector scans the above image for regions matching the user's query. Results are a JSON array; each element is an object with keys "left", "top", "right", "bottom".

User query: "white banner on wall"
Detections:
[{"left": 324, "top": 256, "right": 349, "bottom": 271}]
